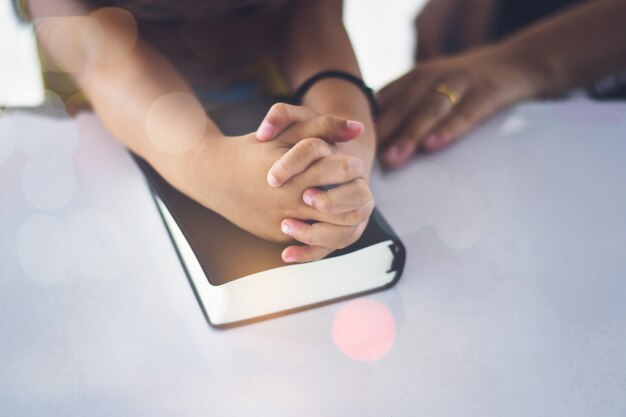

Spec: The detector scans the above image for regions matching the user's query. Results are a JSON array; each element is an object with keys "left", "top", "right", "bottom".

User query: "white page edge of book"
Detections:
[{"left": 155, "top": 196, "right": 397, "bottom": 326}]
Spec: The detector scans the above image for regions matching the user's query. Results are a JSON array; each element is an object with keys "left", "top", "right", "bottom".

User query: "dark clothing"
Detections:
[
  {"left": 493, "top": 0, "right": 625, "bottom": 100},
  {"left": 493, "top": 0, "right": 585, "bottom": 40}
]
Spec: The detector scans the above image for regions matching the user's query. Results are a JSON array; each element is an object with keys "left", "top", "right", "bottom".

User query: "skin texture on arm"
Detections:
[
  {"left": 379, "top": 0, "right": 626, "bottom": 168},
  {"left": 28, "top": 0, "right": 221, "bottom": 192},
  {"left": 499, "top": 0, "right": 626, "bottom": 95}
]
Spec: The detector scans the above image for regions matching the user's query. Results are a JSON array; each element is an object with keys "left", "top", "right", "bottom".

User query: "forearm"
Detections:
[
  {"left": 276, "top": 0, "right": 375, "bottom": 174},
  {"left": 29, "top": 1, "right": 222, "bottom": 193},
  {"left": 499, "top": 0, "right": 626, "bottom": 96},
  {"left": 76, "top": 41, "right": 222, "bottom": 187}
]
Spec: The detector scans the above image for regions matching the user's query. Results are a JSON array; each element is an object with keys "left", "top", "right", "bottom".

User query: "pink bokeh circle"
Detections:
[{"left": 332, "top": 299, "right": 396, "bottom": 362}]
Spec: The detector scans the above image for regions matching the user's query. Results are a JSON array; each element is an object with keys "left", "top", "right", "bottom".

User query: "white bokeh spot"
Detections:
[{"left": 499, "top": 114, "right": 529, "bottom": 135}]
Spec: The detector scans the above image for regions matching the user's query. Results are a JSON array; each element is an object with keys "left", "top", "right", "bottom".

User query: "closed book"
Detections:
[{"left": 135, "top": 97, "right": 405, "bottom": 327}]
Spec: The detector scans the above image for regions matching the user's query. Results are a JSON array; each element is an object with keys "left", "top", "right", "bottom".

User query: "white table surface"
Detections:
[{"left": 1, "top": 97, "right": 625, "bottom": 416}]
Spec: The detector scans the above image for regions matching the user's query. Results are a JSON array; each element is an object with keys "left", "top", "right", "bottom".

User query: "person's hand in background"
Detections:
[
  {"left": 377, "top": 46, "right": 540, "bottom": 167},
  {"left": 255, "top": 103, "right": 375, "bottom": 262},
  {"left": 379, "top": 0, "right": 626, "bottom": 168},
  {"left": 378, "top": 0, "right": 504, "bottom": 168}
]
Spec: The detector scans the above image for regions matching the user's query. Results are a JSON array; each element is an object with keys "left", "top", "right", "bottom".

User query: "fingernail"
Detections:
[
  {"left": 384, "top": 146, "right": 399, "bottom": 162},
  {"left": 267, "top": 173, "right": 280, "bottom": 187},
  {"left": 303, "top": 193, "right": 313, "bottom": 206},
  {"left": 281, "top": 222, "right": 290, "bottom": 235},
  {"left": 424, "top": 134, "right": 440, "bottom": 148},
  {"left": 346, "top": 120, "right": 363, "bottom": 131},
  {"left": 256, "top": 123, "right": 274, "bottom": 140},
  {"left": 282, "top": 252, "right": 296, "bottom": 263}
]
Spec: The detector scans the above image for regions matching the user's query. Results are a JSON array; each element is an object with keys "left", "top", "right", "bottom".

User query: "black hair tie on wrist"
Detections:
[{"left": 294, "top": 70, "right": 379, "bottom": 118}]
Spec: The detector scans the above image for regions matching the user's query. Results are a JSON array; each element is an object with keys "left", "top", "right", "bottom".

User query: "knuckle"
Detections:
[
  {"left": 336, "top": 157, "right": 361, "bottom": 179},
  {"left": 321, "top": 115, "right": 337, "bottom": 134},
  {"left": 298, "top": 138, "right": 316, "bottom": 154},
  {"left": 339, "top": 158, "right": 353, "bottom": 178},
  {"left": 317, "top": 195, "right": 334, "bottom": 213},
  {"left": 300, "top": 137, "right": 324, "bottom": 155},
  {"left": 269, "top": 102, "right": 290, "bottom": 121}
]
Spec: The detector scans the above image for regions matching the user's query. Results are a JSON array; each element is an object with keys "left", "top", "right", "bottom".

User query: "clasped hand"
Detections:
[{"left": 190, "top": 103, "right": 374, "bottom": 263}]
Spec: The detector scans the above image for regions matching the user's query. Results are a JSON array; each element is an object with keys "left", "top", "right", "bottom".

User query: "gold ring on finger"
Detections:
[{"left": 434, "top": 83, "right": 460, "bottom": 105}]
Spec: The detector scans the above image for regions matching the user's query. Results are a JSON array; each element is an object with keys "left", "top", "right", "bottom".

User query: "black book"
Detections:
[{"left": 134, "top": 97, "right": 405, "bottom": 327}]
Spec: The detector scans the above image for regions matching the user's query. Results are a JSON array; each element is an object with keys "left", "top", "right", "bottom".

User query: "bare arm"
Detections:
[
  {"left": 501, "top": 0, "right": 626, "bottom": 96},
  {"left": 28, "top": 0, "right": 221, "bottom": 196}
]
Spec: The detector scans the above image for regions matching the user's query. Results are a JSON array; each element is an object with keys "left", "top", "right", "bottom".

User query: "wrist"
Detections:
[
  {"left": 492, "top": 39, "right": 557, "bottom": 99},
  {"left": 302, "top": 77, "right": 376, "bottom": 142},
  {"left": 302, "top": 79, "right": 376, "bottom": 178},
  {"left": 300, "top": 76, "right": 376, "bottom": 119},
  {"left": 295, "top": 71, "right": 379, "bottom": 117}
]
